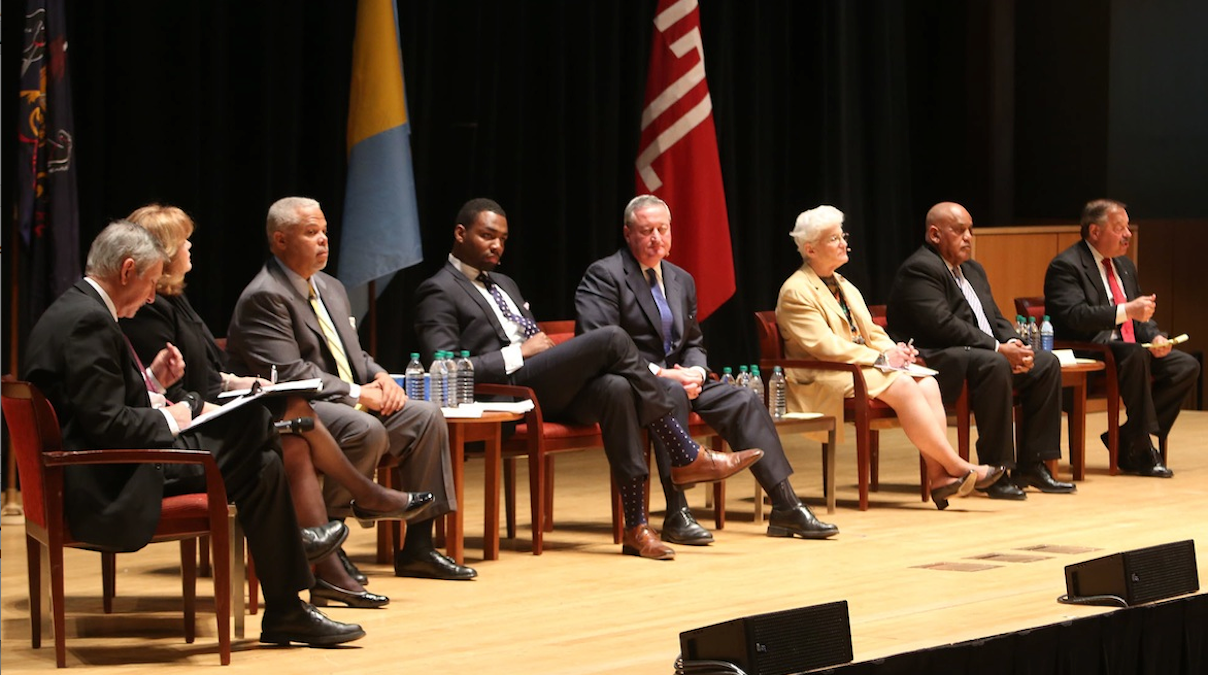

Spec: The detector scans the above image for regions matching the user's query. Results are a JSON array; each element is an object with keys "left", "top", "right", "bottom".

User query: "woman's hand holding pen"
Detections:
[{"left": 886, "top": 339, "right": 918, "bottom": 368}]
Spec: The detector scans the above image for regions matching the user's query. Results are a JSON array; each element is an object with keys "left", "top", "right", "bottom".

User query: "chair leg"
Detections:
[
  {"left": 230, "top": 507, "right": 246, "bottom": 640},
  {"left": 247, "top": 554, "right": 258, "bottom": 615},
  {"left": 504, "top": 457, "right": 517, "bottom": 540},
  {"left": 181, "top": 539, "right": 197, "bottom": 644},
  {"left": 376, "top": 465, "right": 394, "bottom": 564},
  {"left": 918, "top": 455, "right": 929, "bottom": 502},
  {"left": 102, "top": 551, "right": 116, "bottom": 613},
  {"left": 26, "top": 534, "right": 42, "bottom": 649},
  {"left": 543, "top": 456, "right": 556, "bottom": 533},
  {"left": 199, "top": 534, "right": 212, "bottom": 578},
  {"left": 855, "top": 419, "right": 872, "bottom": 511},
  {"left": 529, "top": 450, "right": 545, "bottom": 555},
  {"left": 711, "top": 436, "right": 727, "bottom": 529},
  {"left": 49, "top": 538, "right": 67, "bottom": 667},
  {"left": 869, "top": 430, "right": 880, "bottom": 492}
]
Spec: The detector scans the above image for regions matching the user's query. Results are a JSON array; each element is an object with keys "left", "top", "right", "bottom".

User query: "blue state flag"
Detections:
[{"left": 339, "top": 0, "right": 422, "bottom": 318}]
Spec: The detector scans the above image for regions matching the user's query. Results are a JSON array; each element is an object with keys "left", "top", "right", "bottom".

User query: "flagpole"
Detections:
[{"left": 4, "top": 227, "right": 25, "bottom": 516}]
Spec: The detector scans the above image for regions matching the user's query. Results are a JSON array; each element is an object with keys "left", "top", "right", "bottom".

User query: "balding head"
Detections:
[{"left": 925, "top": 202, "right": 974, "bottom": 266}]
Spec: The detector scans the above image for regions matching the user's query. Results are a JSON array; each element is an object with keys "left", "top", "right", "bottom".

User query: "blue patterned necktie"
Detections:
[
  {"left": 479, "top": 272, "right": 540, "bottom": 339},
  {"left": 951, "top": 266, "right": 994, "bottom": 336},
  {"left": 646, "top": 268, "right": 675, "bottom": 356}
]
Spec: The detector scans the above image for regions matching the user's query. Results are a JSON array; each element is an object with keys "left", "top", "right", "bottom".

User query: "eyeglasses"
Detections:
[{"left": 819, "top": 231, "right": 850, "bottom": 245}]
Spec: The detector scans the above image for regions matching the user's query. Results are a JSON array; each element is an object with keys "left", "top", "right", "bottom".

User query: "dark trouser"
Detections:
[
  {"left": 165, "top": 404, "right": 313, "bottom": 607},
  {"left": 1108, "top": 342, "right": 1200, "bottom": 453},
  {"left": 511, "top": 326, "right": 674, "bottom": 482},
  {"left": 651, "top": 378, "right": 795, "bottom": 512},
  {"left": 927, "top": 347, "right": 1063, "bottom": 468}
]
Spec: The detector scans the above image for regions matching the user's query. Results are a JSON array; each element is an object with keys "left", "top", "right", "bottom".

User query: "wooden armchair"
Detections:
[
  {"left": 754, "top": 311, "right": 970, "bottom": 510},
  {"left": 1, "top": 379, "right": 234, "bottom": 667}
]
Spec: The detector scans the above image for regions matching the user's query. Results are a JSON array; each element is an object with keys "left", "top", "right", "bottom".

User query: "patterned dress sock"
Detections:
[{"left": 649, "top": 413, "right": 700, "bottom": 467}]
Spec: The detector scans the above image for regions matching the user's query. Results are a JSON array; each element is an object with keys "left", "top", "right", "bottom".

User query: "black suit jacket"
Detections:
[
  {"left": 1043, "top": 240, "right": 1161, "bottom": 344},
  {"left": 22, "top": 281, "right": 174, "bottom": 552},
  {"left": 886, "top": 243, "right": 1016, "bottom": 352},
  {"left": 575, "top": 248, "right": 708, "bottom": 371},
  {"left": 122, "top": 292, "right": 226, "bottom": 402},
  {"left": 413, "top": 261, "right": 540, "bottom": 382}
]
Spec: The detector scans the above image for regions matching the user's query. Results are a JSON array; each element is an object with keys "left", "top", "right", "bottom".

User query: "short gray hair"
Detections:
[
  {"left": 623, "top": 194, "right": 671, "bottom": 227},
  {"left": 84, "top": 220, "right": 169, "bottom": 280},
  {"left": 790, "top": 205, "right": 844, "bottom": 252},
  {"left": 266, "top": 196, "right": 321, "bottom": 242}
]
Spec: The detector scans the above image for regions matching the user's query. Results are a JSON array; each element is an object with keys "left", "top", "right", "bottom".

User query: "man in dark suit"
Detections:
[
  {"left": 887, "top": 202, "right": 1073, "bottom": 498},
  {"left": 1044, "top": 199, "right": 1199, "bottom": 477},
  {"left": 22, "top": 221, "right": 363, "bottom": 646},
  {"left": 413, "top": 198, "right": 762, "bottom": 559},
  {"left": 227, "top": 197, "right": 469, "bottom": 581},
  {"left": 575, "top": 195, "right": 839, "bottom": 540}
]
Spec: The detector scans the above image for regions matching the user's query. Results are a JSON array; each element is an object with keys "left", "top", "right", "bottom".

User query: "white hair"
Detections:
[
  {"left": 266, "top": 196, "right": 321, "bottom": 242},
  {"left": 790, "top": 205, "right": 844, "bottom": 255}
]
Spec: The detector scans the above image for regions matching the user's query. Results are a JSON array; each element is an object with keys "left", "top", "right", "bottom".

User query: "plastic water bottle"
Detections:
[
  {"left": 1015, "top": 315, "right": 1028, "bottom": 344},
  {"left": 748, "top": 365, "right": 765, "bottom": 404},
  {"left": 429, "top": 351, "right": 448, "bottom": 407},
  {"left": 404, "top": 353, "right": 426, "bottom": 401},
  {"left": 735, "top": 365, "right": 751, "bottom": 388},
  {"left": 768, "top": 366, "right": 787, "bottom": 420},
  {"left": 719, "top": 367, "right": 735, "bottom": 386},
  {"left": 1028, "top": 316, "right": 1039, "bottom": 347},
  {"left": 456, "top": 351, "right": 475, "bottom": 405},
  {"left": 442, "top": 351, "right": 459, "bottom": 408},
  {"left": 1039, "top": 315, "right": 1054, "bottom": 352}
]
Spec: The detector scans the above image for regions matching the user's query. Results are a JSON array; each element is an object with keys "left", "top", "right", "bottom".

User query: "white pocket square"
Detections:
[{"left": 348, "top": 317, "right": 357, "bottom": 330}]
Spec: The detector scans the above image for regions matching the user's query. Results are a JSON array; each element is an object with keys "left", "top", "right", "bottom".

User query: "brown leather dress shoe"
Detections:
[
  {"left": 670, "top": 448, "right": 764, "bottom": 489},
  {"left": 622, "top": 524, "right": 675, "bottom": 560}
]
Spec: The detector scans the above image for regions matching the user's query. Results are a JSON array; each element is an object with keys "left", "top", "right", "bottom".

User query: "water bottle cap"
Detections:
[
  {"left": 722, "top": 367, "right": 732, "bottom": 373},
  {"left": 739, "top": 365, "right": 748, "bottom": 372},
  {"left": 461, "top": 350, "right": 470, "bottom": 357},
  {"left": 1043, "top": 315, "right": 1050, "bottom": 321},
  {"left": 773, "top": 366, "right": 782, "bottom": 373}
]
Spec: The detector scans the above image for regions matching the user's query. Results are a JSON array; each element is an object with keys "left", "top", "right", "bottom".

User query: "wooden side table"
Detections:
[
  {"left": 1047, "top": 359, "right": 1106, "bottom": 481},
  {"left": 444, "top": 411, "right": 524, "bottom": 564}
]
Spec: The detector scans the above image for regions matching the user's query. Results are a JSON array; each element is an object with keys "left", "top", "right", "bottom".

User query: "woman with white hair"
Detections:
[{"left": 775, "top": 205, "right": 1003, "bottom": 509}]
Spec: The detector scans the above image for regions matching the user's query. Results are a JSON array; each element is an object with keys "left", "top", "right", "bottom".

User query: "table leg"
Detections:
[
  {"left": 483, "top": 424, "right": 502, "bottom": 561},
  {"left": 1070, "top": 375, "right": 1087, "bottom": 481},
  {"left": 447, "top": 424, "right": 466, "bottom": 565}
]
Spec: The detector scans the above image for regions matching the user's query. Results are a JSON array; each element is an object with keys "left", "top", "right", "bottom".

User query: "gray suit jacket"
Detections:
[
  {"left": 226, "top": 258, "right": 385, "bottom": 400},
  {"left": 575, "top": 248, "right": 708, "bottom": 372}
]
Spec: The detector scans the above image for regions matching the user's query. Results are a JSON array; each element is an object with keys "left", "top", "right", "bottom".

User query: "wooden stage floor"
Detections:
[{"left": 2, "top": 410, "right": 1205, "bottom": 674}]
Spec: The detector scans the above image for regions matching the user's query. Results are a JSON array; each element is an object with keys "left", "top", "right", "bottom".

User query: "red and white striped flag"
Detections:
[{"left": 636, "top": 0, "right": 734, "bottom": 320}]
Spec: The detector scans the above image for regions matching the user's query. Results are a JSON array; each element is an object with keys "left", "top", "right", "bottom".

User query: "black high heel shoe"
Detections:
[
  {"left": 309, "top": 578, "right": 390, "bottom": 609},
  {"left": 350, "top": 492, "right": 436, "bottom": 529},
  {"left": 930, "top": 470, "right": 977, "bottom": 510}
]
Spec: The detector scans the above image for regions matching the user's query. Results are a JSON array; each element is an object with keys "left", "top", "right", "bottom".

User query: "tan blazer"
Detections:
[{"left": 775, "top": 264, "right": 901, "bottom": 441}]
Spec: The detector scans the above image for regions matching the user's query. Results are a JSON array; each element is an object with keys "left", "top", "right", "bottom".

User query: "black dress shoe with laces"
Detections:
[
  {"left": 976, "top": 474, "right": 1027, "bottom": 500},
  {"left": 260, "top": 599, "right": 365, "bottom": 646},
  {"left": 1118, "top": 447, "right": 1174, "bottom": 478},
  {"left": 394, "top": 549, "right": 477, "bottom": 580},
  {"left": 1013, "top": 462, "right": 1076, "bottom": 493},
  {"left": 300, "top": 521, "right": 349, "bottom": 564},
  {"left": 336, "top": 547, "right": 368, "bottom": 585},
  {"left": 660, "top": 507, "right": 714, "bottom": 545},
  {"left": 767, "top": 504, "right": 838, "bottom": 539}
]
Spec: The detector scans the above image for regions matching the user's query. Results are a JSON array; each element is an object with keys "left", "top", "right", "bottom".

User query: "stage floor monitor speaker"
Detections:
[
  {"left": 1064, "top": 539, "right": 1199, "bottom": 606},
  {"left": 679, "top": 600, "right": 852, "bottom": 675}
]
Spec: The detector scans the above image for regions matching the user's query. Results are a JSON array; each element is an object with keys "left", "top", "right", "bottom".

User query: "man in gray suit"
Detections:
[
  {"left": 228, "top": 197, "right": 473, "bottom": 581},
  {"left": 576, "top": 195, "right": 838, "bottom": 541}
]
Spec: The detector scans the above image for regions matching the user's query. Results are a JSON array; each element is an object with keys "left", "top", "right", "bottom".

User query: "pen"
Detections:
[{"left": 270, "top": 365, "right": 278, "bottom": 384}]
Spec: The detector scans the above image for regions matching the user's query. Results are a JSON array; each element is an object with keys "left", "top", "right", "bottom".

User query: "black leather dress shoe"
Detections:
[
  {"left": 767, "top": 504, "right": 839, "bottom": 539},
  {"left": 661, "top": 507, "right": 714, "bottom": 545},
  {"left": 350, "top": 492, "right": 436, "bottom": 528},
  {"left": 976, "top": 474, "right": 1027, "bottom": 500},
  {"left": 1118, "top": 447, "right": 1174, "bottom": 478},
  {"left": 310, "top": 578, "right": 389, "bottom": 609},
  {"left": 301, "top": 521, "right": 349, "bottom": 564},
  {"left": 336, "top": 547, "right": 368, "bottom": 585},
  {"left": 1013, "top": 463, "right": 1076, "bottom": 493},
  {"left": 394, "top": 549, "right": 477, "bottom": 580},
  {"left": 259, "top": 600, "right": 365, "bottom": 646}
]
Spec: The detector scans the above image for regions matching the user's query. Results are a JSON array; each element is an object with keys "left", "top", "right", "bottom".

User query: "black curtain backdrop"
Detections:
[{"left": 10, "top": 0, "right": 1195, "bottom": 375}]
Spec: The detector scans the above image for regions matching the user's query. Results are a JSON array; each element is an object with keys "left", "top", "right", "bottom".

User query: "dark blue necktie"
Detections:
[
  {"left": 646, "top": 268, "right": 674, "bottom": 356},
  {"left": 479, "top": 272, "right": 540, "bottom": 339}
]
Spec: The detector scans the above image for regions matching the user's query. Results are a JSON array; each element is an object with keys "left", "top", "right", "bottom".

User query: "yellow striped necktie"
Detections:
[{"left": 308, "top": 281, "right": 355, "bottom": 384}]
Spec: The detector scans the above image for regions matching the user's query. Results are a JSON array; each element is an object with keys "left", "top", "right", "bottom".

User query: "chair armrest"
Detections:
[
  {"left": 42, "top": 448, "right": 215, "bottom": 467},
  {"left": 760, "top": 357, "right": 871, "bottom": 401}
]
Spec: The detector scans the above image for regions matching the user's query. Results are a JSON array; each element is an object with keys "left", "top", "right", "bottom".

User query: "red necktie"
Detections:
[{"left": 1102, "top": 259, "right": 1135, "bottom": 343}]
